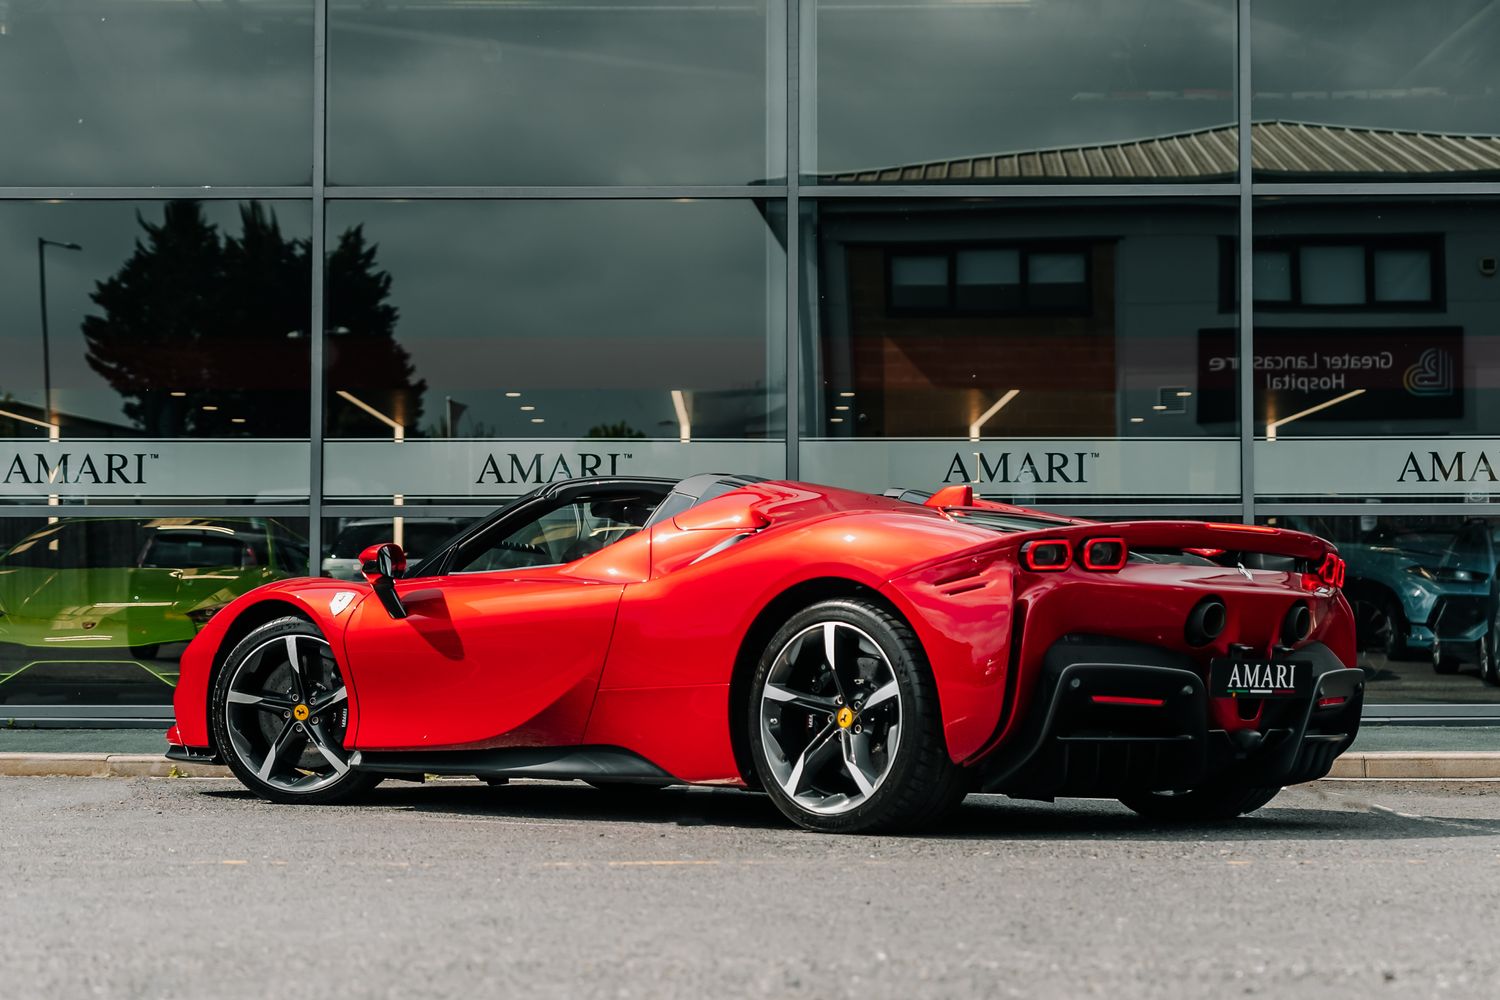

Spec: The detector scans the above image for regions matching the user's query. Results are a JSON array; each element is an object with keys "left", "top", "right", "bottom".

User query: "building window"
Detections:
[
  {"left": 1221, "top": 236, "right": 1443, "bottom": 311},
  {"left": 886, "top": 246, "right": 1091, "bottom": 316}
]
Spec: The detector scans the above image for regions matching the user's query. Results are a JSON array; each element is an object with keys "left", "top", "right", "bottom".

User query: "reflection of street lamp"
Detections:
[
  {"left": 336, "top": 389, "right": 406, "bottom": 444},
  {"left": 37, "top": 238, "right": 82, "bottom": 429},
  {"left": 336, "top": 389, "right": 406, "bottom": 546},
  {"left": 670, "top": 390, "right": 691, "bottom": 443},
  {"left": 1265, "top": 389, "right": 1367, "bottom": 442},
  {"left": 0, "top": 406, "right": 62, "bottom": 518},
  {"left": 968, "top": 389, "right": 1020, "bottom": 442},
  {"left": 0, "top": 407, "right": 59, "bottom": 443}
]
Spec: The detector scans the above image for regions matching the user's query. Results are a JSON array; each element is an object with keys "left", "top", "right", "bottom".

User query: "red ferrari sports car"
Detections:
[{"left": 167, "top": 474, "right": 1364, "bottom": 833}]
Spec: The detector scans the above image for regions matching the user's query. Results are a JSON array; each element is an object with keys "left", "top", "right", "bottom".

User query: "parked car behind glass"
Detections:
[{"left": 0, "top": 518, "right": 308, "bottom": 659}]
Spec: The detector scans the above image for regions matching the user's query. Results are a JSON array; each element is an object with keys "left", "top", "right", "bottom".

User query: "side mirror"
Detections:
[{"left": 358, "top": 543, "right": 408, "bottom": 620}]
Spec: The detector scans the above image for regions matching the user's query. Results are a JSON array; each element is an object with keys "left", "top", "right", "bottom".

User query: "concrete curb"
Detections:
[
  {"left": 0, "top": 753, "right": 229, "bottom": 779},
  {"left": 1326, "top": 752, "right": 1500, "bottom": 780},
  {"left": 3, "top": 751, "right": 1500, "bottom": 781}
]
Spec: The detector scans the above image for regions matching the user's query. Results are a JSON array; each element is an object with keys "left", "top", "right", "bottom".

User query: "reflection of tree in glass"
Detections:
[
  {"left": 81, "top": 201, "right": 424, "bottom": 437},
  {"left": 586, "top": 420, "right": 647, "bottom": 439},
  {"left": 325, "top": 224, "right": 426, "bottom": 437}
]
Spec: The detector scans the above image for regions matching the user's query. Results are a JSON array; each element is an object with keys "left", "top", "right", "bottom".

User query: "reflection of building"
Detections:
[
  {"left": 805, "top": 181, "right": 1499, "bottom": 445},
  {"left": 821, "top": 121, "right": 1500, "bottom": 184}
]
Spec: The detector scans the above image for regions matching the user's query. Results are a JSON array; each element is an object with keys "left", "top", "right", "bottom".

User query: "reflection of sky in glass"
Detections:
[
  {"left": 328, "top": 1, "right": 777, "bottom": 185},
  {"left": 1253, "top": 0, "right": 1500, "bottom": 136},
  {"left": 0, "top": 1, "right": 313, "bottom": 186},
  {"left": 811, "top": 0, "right": 1236, "bottom": 175},
  {"left": 0, "top": 201, "right": 312, "bottom": 431},
  {"left": 325, "top": 200, "right": 784, "bottom": 439}
]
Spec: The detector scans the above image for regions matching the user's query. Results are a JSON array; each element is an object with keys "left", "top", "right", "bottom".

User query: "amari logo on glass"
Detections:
[{"left": 3, "top": 451, "right": 157, "bottom": 485}]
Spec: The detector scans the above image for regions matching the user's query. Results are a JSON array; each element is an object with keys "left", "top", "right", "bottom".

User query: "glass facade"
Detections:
[{"left": 2, "top": 0, "right": 1498, "bottom": 719}]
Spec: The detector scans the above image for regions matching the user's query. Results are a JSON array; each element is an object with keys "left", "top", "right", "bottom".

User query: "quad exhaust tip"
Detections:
[
  {"left": 1282, "top": 602, "right": 1312, "bottom": 646},
  {"left": 1185, "top": 597, "right": 1227, "bottom": 647}
]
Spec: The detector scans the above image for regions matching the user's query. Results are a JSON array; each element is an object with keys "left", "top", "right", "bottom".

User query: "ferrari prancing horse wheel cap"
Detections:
[
  {"left": 293, "top": 704, "right": 310, "bottom": 721},
  {"left": 836, "top": 706, "right": 854, "bottom": 729}
]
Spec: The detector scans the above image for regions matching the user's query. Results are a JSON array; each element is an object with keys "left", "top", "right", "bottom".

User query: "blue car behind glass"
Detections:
[{"left": 1281, "top": 517, "right": 1499, "bottom": 684}]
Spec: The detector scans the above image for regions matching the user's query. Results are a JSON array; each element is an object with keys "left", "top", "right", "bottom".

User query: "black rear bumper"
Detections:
[{"left": 977, "top": 637, "right": 1364, "bottom": 798}]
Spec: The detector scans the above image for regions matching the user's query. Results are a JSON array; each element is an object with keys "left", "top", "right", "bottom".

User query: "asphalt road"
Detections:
[{"left": 3, "top": 778, "right": 1499, "bottom": 999}]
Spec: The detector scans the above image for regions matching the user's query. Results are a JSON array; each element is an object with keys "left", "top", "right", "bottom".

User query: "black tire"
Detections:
[
  {"left": 746, "top": 598, "right": 968, "bottom": 834},
  {"left": 1352, "top": 592, "right": 1409, "bottom": 660},
  {"left": 1481, "top": 629, "right": 1500, "bottom": 686},
  {"left": 1432, "top": 638, "right": 1459, "bottom": 675},
  {"left": 1119, "top": 783, "right": 1281, "bottom": 822},
  {"left": 211, "top": 616, "right": 380, "bottom": 805}
]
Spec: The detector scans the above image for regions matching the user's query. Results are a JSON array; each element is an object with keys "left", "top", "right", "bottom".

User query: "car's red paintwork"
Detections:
[{"left": 171, "top": 479, "right": 1357, "bottom": 786}]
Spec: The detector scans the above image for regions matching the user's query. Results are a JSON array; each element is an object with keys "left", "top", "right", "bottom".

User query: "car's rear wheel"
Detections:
[
  {"left": 747, "top": 599, "right": 966, "bottom": 834},
  {"left": 211, "top": 616, "right": 380, "bottom": 805},
  {"left": 1118, "top": 783, "right": 1280, "bottom": 822}
]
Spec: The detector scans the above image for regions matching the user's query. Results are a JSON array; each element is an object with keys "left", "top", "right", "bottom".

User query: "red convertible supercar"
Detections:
[{"left": 167, "top": 474, "right": 1364, "bottom": 833}]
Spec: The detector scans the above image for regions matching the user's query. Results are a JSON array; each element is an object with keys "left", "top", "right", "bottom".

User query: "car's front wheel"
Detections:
[
  {"left": 748, "top": 599, "right": 966, "bottom": 834},
  {"left": 1118, "top": 783, "right": 1281, "bottom": 822},
  {"left": 210, "top": 616, "right": 380, "bottom": 805},
  {"left": 1481, "top": 628, "right": 1500, "bottom": 686}
]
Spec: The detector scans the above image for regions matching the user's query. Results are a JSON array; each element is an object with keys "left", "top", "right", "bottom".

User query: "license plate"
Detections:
[{"left": 1209, "top": 658, "right": 1313, "bottom": 699}]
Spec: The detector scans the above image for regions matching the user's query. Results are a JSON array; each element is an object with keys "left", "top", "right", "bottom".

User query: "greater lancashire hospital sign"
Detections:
[{"left": 3, "top": 436, "right": 1499, "bottom": 501}]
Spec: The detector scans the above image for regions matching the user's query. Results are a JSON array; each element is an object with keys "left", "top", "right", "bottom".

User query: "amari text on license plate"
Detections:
[{"left": 1209, "top": 658, "right": 1312, "bottom": 699}]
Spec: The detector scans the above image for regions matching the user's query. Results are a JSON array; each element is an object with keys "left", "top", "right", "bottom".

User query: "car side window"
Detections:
[{"left": 451, "top": 492, "right": 662, "bottom": 574}]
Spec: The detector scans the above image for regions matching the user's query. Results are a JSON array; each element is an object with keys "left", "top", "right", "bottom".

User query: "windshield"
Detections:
[{"left": 945, "top": 510, "right": 1076, "bottom": 533}]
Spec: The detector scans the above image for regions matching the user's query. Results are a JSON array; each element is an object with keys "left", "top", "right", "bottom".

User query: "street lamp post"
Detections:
[{"left": 37, "top": 237, "right": 83, "bottom": 428}]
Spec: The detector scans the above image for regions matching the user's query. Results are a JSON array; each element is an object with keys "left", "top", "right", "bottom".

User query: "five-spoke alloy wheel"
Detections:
[
  {"left": 748, "top": 599, "right": 966, "bottom": 833},
  {"left": 212, "top": 616, "right": 380, "bottom": 804}
]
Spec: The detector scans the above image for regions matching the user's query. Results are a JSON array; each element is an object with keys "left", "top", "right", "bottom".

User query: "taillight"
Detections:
[
  {"left": 1080, "top": 537, "right": 1128, "bottom": 571},
  {"left": 1021, "top": 539, "right": 1072, "bottom": 572},
  {"left": 1316, "top": 553, "right": 1346, "bottom": 588},
  {"left": 1300, "top": 555, "right": 1344, "bottom": 590}
]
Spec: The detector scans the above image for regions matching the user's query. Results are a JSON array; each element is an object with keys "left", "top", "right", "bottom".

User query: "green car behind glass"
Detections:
[{"left": 0, "top": 518, "right": 309, "bottom": 660}]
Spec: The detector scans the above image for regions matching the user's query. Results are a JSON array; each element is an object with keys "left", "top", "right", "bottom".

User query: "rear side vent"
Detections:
[
  {"left": 933, "top": 565, "right": 987, "bottom": 596},
  {"left": 942, "top": 581, "right": 988, "bottom": 597}
]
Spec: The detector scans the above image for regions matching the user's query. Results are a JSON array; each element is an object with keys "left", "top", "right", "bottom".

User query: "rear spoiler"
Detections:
[
  {"left": 902, "top": 514, "right": 1345, "bottom": 589},
  {"left": 887, "top": 486, "right": 1342, "bottom": 580},
  {"left": 991, "top": 518, "right": 1339, "bottom": 563}
]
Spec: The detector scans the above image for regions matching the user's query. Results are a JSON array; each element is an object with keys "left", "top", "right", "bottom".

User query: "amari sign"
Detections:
[
  {"left": 1257, "top": 438, "right": 1500, "bottom": 499},
  {"left": 5, "top": 435, "right": 1491, "bottom": 503},
  {"left": 0, "top": 440, "right": 309, "bottom": 499},
  {"left": 800, "top": 439, "right": 1240, "bottom": 499},
  {"left": 322, "top": 440, "right": 785, "bottom": 500},
  {"left": 3, "top": 450, "right": 157, "bottom": 487}
]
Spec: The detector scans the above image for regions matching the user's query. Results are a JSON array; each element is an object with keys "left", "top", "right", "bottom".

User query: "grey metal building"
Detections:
[{"left": 0, "top": 0, "right": 1497, "bottom": 724}]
